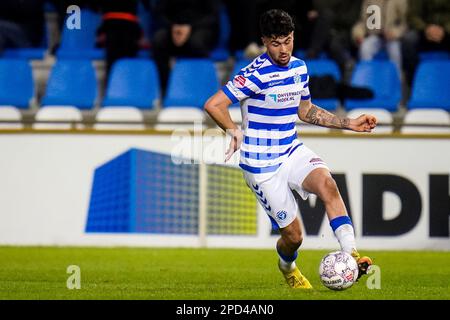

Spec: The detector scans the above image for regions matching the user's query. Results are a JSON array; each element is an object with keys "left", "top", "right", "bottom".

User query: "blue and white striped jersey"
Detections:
[{"left": 222, "top": 52, "right": 310, "bottom": 177}]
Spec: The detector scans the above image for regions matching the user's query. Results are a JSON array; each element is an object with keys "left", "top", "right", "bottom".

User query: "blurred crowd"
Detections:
[{"left": 0, "top": 0, "right": 449, "bottom": 94}]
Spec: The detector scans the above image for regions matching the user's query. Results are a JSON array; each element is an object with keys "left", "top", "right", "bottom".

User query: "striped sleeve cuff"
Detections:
[
  {"left": 221, "top": 85, "right": 239, "bottom": 104},
  {"left": 301, "top": 94, "right": 311, "bottom": 100}
]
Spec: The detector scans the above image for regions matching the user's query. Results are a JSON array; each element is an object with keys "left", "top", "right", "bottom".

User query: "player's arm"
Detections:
[
  {"left": 298, "top": 99, "right": 377, "bottom": 132},
  {"left": 204, "top": 90, "right": 243, "bottom": 161},
  {"left": 204, "top": 90, "right": 238, "bottom": 132}
]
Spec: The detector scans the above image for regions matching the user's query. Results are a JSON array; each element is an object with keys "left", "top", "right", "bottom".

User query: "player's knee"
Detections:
[
  {"left": 294, "top": 233, "right": 303, "bottom": 248},
  {"left": 319, "top": 176, "right": 339, "bottom": 202},
  {"left": 287, "top": 232, "right": 303, "bottom": 249}
]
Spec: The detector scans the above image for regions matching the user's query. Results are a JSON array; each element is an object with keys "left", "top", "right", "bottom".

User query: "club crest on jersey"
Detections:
[
  {"left": 294, "top": 72, "right": 302, "bottom": 84},
  {"left": 233, "top": 75, "right": 246, "bottom": 88},
  {"left": 276, "top": 210, "right": 287, "bottom": 221}
]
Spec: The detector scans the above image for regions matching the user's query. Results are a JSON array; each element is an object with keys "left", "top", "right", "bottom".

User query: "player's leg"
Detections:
[
  {"left": 276, "top": 216, "right": 312, "bottom": 289},
  {"left": 286, "top": 145, "right": 372, "bottom": 278},
  {"left": 302, "top": 168, "right": 345, "bottom": 216},
  {"left": 301, "top": 167, "right": 372, "bottom": 278},
  {"left": 243, "top": 172, "right": 312, "bottom": 289},
  {"left": 302, "top": 168, "right": 354, "bottom": 251},
  {"left": 277, "top": 216, "right": 302, "bottom": 270}
]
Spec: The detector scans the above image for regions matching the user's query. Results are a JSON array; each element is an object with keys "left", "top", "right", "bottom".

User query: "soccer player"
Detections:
[{"left": 204, "top": 9, "right": 374, "bottom": 289}]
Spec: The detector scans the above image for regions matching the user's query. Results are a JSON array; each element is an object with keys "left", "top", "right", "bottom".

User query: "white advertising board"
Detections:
[{"left": 0, "top": 133, "right": 448, "bottom": 250}]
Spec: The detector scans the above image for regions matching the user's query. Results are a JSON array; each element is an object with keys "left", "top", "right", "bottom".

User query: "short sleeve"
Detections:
[
  {"left": 222, "top": 72, "right": 262, "bottom": 104},
  {"left": 300, "top": 74, "right": 311, "bottom": 101}
]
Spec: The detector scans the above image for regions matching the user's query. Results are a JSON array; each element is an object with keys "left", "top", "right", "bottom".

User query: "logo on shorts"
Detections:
[
  {"left": 276, "top": 210, "right": 287, "bottom": 221},
  {"left": 310, "top": 157, "right": 323, "bottom": 163},
  {"left": 233, "top": 75, "right": 246, "bottom": 88}
]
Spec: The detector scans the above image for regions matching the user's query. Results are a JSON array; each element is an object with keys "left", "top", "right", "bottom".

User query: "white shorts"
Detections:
[{"left": 243, "top": 143, "right": 329, "bottom": 229}]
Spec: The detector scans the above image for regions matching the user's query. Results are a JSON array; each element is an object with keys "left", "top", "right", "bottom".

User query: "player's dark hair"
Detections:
[{"left": 260, "top": 9, "right": 295, "bottom": 38}]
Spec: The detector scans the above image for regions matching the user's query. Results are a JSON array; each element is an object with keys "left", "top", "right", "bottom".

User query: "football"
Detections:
[{"left": 319, "top": 251, "right": 359, "bottom": 290}]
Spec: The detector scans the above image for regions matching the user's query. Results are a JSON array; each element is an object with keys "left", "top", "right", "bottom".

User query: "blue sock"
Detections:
[
  {"left": 277, "top": 246, "right": 298, "bottom": 271},
  {"left": 330, "top": 216, "right": 356, "bottom": 254}
]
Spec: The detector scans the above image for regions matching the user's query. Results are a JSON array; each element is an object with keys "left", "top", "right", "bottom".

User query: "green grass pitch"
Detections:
[{"left": 0, "top": 246, "right": 449, "bottom": 300}]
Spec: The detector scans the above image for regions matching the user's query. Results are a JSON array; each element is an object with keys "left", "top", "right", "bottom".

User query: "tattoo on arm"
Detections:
[{"left": 304, "top": 104, "right": 350, "bottom": 129}]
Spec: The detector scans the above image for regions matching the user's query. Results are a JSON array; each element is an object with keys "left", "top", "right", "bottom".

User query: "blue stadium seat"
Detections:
[
  {"left": 307, "top": 59, "right": 341, "bottom": 110},
  {"left": 163, "top": 59, "right": 219, "bottom": 108},
  {"left": 56, "top": 9, "right": 105, "bottom": 59},
  {"left": 211, "top": 48, "right": 230, "bottom": 62},
  {"left": 0, "top": 59, "right": 34, "bottom": 108},
  {"left": 234, "top": 50, "right": 246, "bottom": 61},
  {"left": 102, "top": 58, "right": 160, "bottom": 109},
  {"left": 345, "top": 61, "right": 401, "bottom": 111},
  {"left": 294, "top": 50, "right": 306, "bottom": 60},
  {"left": 42, "top": 60, "right": 97, "bottom": 109},
  {"left": 3, "top": 48, "right": 45, "bottom": 60},
  {"left": 408, "top": 61, "right": 450, "bottom": 110},
  {"left": 294, "top": 50, "right": 328, "bottom": 60},
  {"left": 210, "top": 6, "right": 231, "bottom": 61},
  {"left": 58, "top": 48, "right": 104, "bottom": 60},
  {"left": 137, "top": 49, "right": 152, "bottom": 58},
  {"left": 2, "top": 21, "right": 48, "bottom": 60},
  {"left": 373, "top": 49, "right": 389, "bottom": 60},
  {"left": 419, "top": 51, "right": 450, "bottom": 61},
  {"left": 307, "top": 59, "right": 340, "bottom": 79}
]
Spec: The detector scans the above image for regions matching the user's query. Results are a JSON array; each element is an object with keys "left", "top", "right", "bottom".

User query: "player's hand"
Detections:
[
  {"left": 225, "top": 129, "right": 243, "bottom": 162},
  {"left": 348, "top": 114, "right": 377, "bottom": 132}
]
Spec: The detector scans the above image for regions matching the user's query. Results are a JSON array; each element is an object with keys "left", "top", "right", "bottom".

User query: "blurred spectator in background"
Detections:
[
  {"left": 0, "top": 0, "right": 45, "bottom": 54},
  {"left": 297, "top": 1, "right": 321, "bottom": 58},
  {"left": 402, "top": 0, "right": 450, "bottom": 85},
  {"left": 352, "top": 0, "right": 408, "bottom": 74},
  {"left": 309, "top": 0, "right": 362, "bottom": 80},
  {"left": 96, "top": 0, "right": 147, "bottom": 75},
  {"left": 225, "top": 0, "right": 317, "bottom": 59},
  {"left": 152, "top": 0, "right": 220, "bottom": 94}
]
